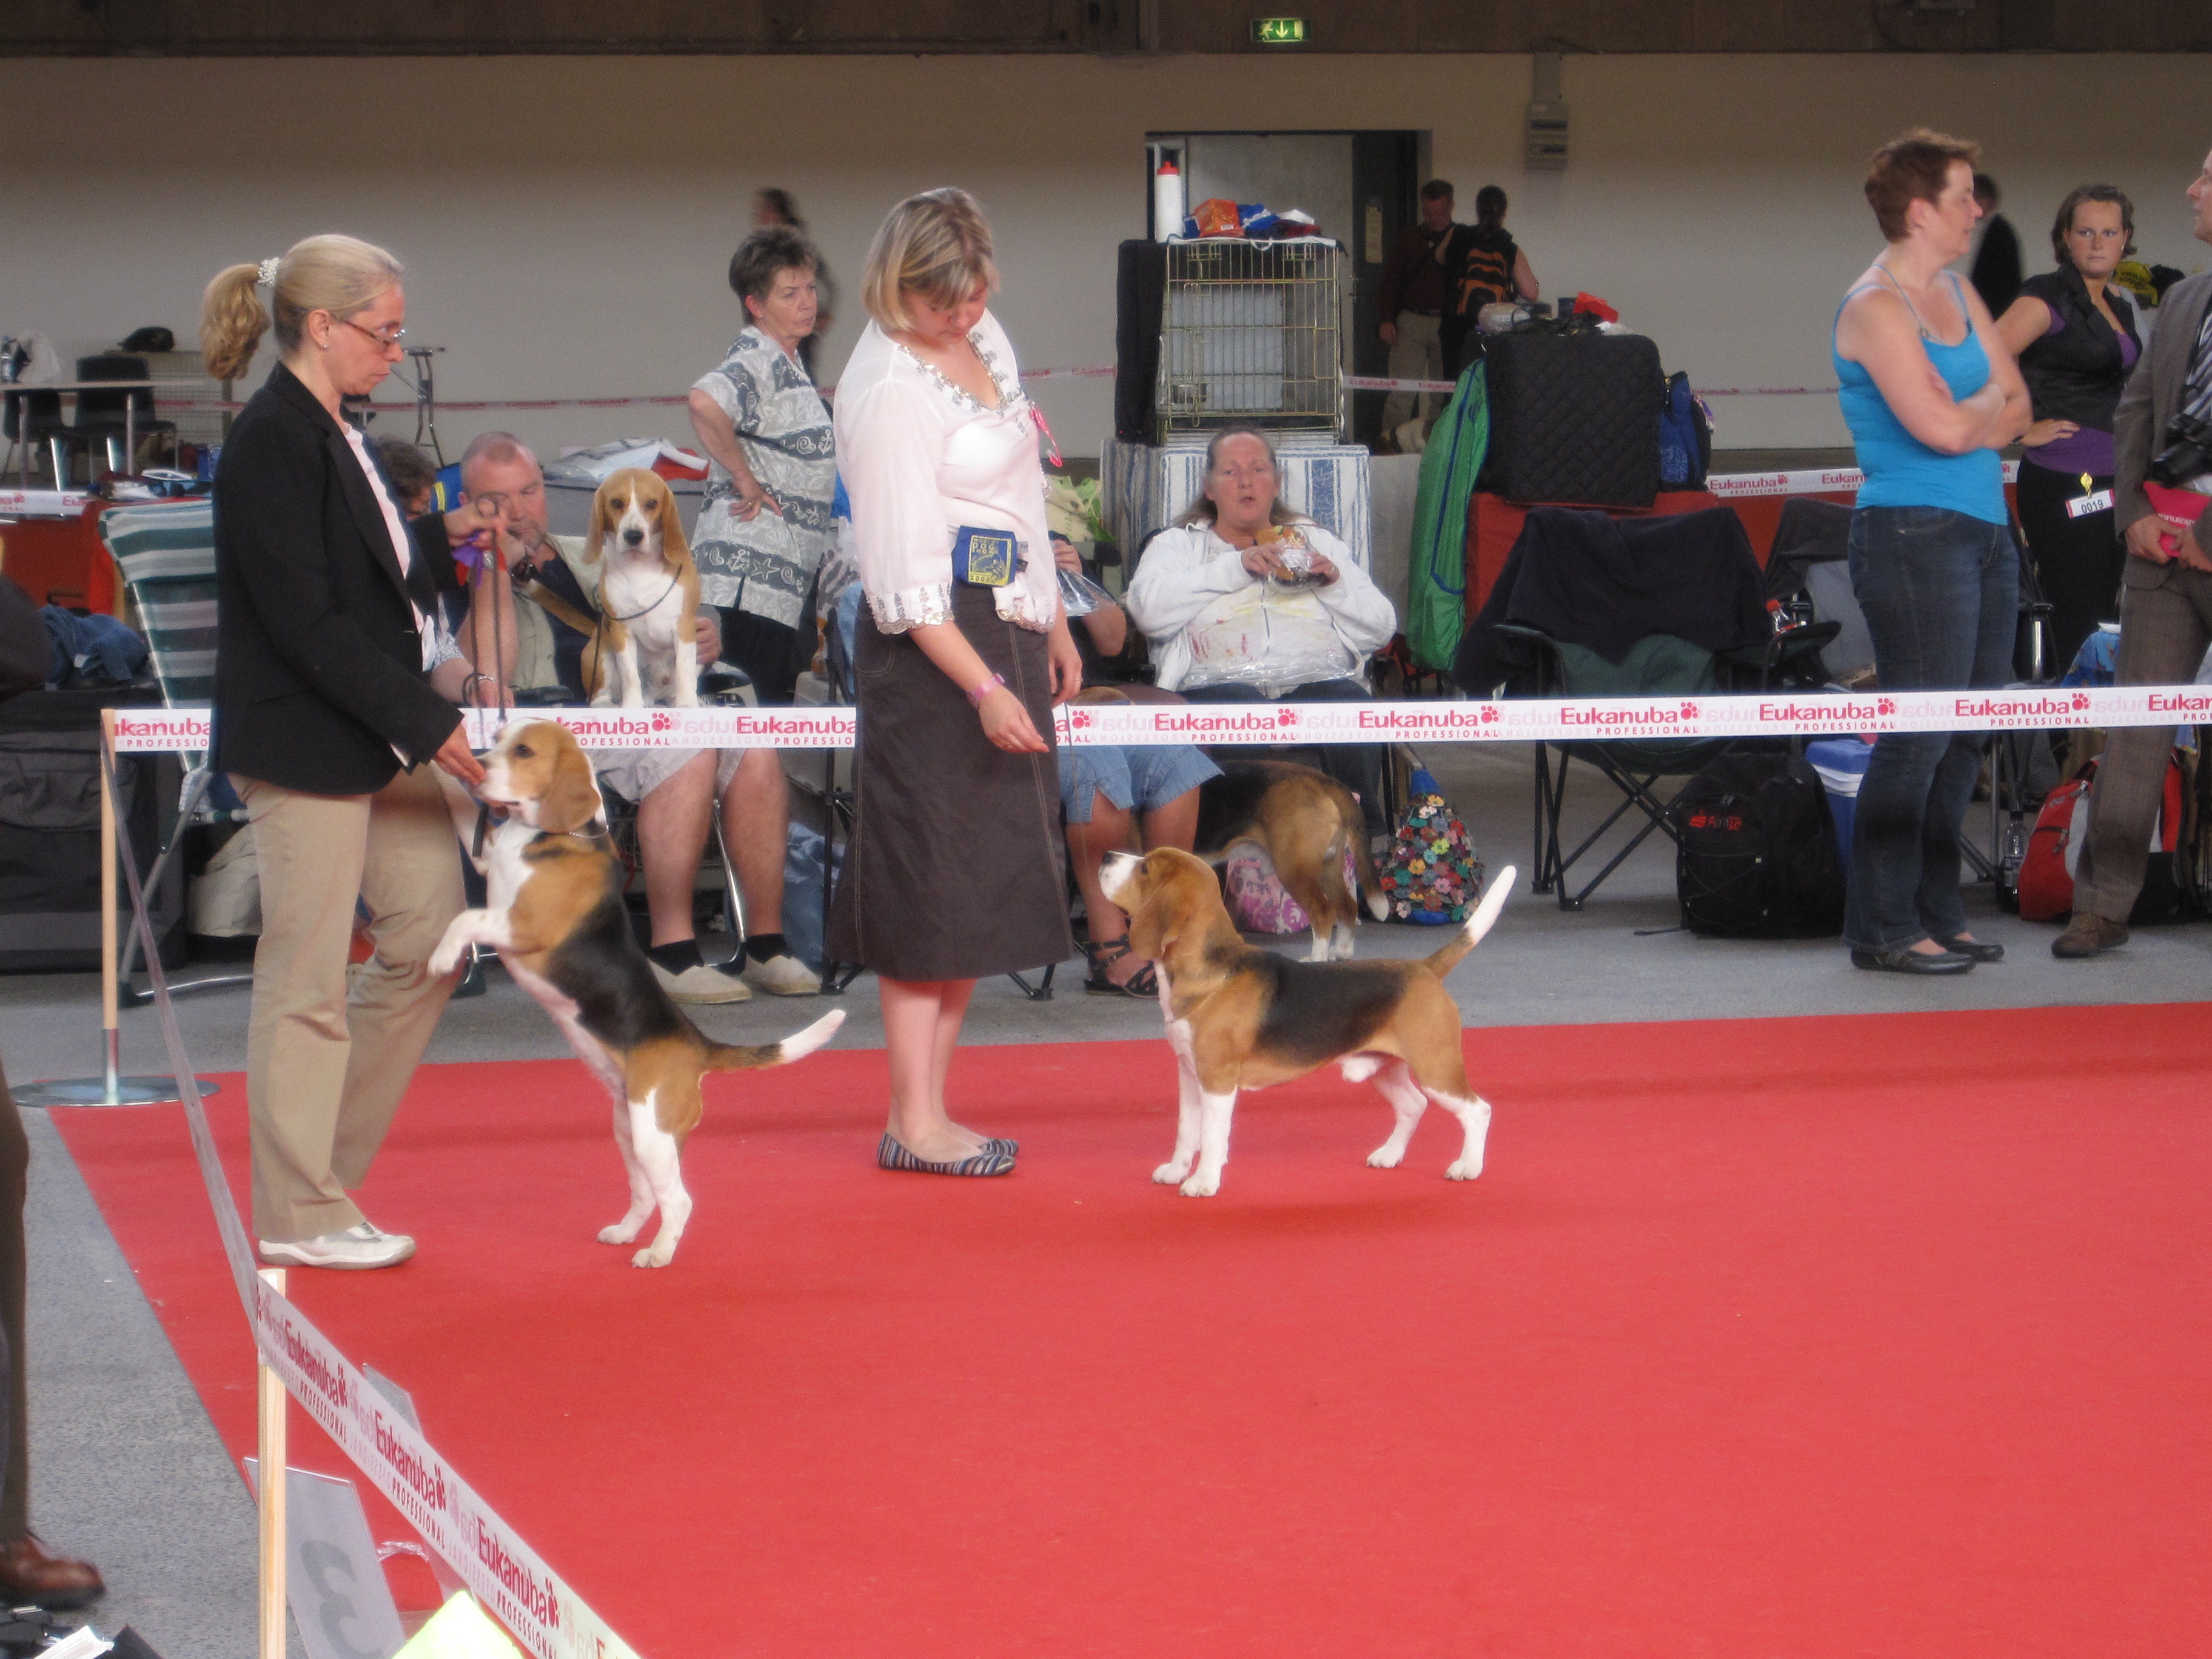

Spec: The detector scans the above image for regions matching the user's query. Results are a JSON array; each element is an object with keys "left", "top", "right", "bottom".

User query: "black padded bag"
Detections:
[
  {"left": 1481, "top": 331, "right": 1663, "bottom": 508},
  {"left": 1669, "top": 751, "right": 1845, "bottom": 938},
  {"left": 0, "top": 688, "right": 184, "bottom": 971}
]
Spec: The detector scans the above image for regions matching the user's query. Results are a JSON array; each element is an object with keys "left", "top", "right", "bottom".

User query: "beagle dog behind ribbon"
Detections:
[
  {"left": 430, "top": 720, "right": 841, "bottom": 1266},
  {"left": 1100, "top": 845, "right": 1516, "bottom": 1198},
  {"left": 1197, "top": 760, "right": 1388, "bottom": 961},
  {"left": 585, "top": 467, "right": 702, "bottom": 709}
]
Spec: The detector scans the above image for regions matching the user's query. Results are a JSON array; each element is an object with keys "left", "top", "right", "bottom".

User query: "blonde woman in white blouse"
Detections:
[{"left": 828, "top": 189, "right": 1082, "bottom": 1177}]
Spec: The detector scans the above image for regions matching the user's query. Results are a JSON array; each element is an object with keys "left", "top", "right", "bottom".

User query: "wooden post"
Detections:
[{"left": 258, "top": 1267, "right": 288, "bottom": 1659}]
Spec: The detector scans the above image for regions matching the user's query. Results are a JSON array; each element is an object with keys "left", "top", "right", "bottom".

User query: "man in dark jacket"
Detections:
[
  {"left": 2054, "top": 142, "right": 2212, "bottom": 957},
  {"left": 1969, "top": 173, "right": 2023, "bottom": 317},
  {"left": 0, "top": 573, "right": 104, "bottom": 1608},
  {"left": 1376, "top": 180, "right": 1456, "bottom": 438}
]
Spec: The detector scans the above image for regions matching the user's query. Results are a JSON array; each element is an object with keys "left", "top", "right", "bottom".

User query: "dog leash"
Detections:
[{"left": 602, "top": 572, "right": 679, "bottom": 623}]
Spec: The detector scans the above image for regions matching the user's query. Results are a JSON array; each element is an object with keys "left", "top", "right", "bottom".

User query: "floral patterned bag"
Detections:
[{"left": 1378, "top": 768, "right": 1485, "bottom": 923}]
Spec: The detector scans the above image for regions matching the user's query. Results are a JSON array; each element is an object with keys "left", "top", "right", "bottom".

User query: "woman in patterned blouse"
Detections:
[{"left": 686, "top": 224, "right": 839, "bottom": 705}]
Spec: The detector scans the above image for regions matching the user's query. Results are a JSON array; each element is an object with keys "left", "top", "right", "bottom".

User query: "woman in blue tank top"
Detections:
[{"left": 1832, "top": 130, "right": 2031, "bottom": 975}]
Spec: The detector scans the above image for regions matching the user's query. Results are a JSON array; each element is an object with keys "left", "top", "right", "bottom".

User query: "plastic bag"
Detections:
[{"left": 1179, "top": 527, "right": 1355, "bottom": 696}]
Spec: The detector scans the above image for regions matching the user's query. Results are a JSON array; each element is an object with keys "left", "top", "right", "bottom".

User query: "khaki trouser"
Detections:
[
  {"left": 2073, "top": 558, "right": 2212, "bottom": 924},
  {"left": 238, "top": 765, "right": 463, "bottom": 1242},
  {"left": 1381, "top": 312, "right": 1446, "bottom": 434}
]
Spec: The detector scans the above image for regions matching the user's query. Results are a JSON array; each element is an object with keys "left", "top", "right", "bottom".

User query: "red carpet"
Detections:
[{"left": 51, "top": 1004, "right": 2212, "bottom": 1658}]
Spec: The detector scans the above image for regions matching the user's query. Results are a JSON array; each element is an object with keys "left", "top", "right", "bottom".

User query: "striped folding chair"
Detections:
[{"left": 99, "top": 498, "right": 250, "bottom": 1002}]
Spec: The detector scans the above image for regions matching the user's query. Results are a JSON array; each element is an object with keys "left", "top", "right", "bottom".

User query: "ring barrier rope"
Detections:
[
  {"left": 96, "top": 723, "right": 645, "bottom": 1659},
  {"left": 102, "top": 684, "right": 2212, "bottom": 759},
  {"left": 154, "top": 366, "right": 1823, "bottom": 416}
]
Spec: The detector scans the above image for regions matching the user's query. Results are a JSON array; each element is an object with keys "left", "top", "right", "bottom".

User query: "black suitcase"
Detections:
[
  {"left": 1481, "top": 330, "right": 1664, "bottom": 508},
  {"left": 0, "top": 688, "right": 184, "bottom": 972}
]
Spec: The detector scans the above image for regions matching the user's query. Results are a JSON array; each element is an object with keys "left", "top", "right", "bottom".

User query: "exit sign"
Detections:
[{"left": 1250, "top": 16, "right": 1307, "bottom": 42}]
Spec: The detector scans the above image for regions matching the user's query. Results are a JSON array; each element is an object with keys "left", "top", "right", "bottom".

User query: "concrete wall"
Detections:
[{"left": 3, "top": 52, "right": 2207, "bottom": 464}]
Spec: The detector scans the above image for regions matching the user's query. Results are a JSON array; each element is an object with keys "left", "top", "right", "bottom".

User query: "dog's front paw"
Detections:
[
  {"left": 620, "top": 690, "right": 646, "bottom": 710},
  {"left": 598, "top": 1219, "right": 645, "bottom": 1244},
  {"left": 631, "top": 1242, "right": 675, "bottom": 1268},
  {"left": 1367, "top": 1145, "right": 1406, "bottom": 1169},
  {"left": 1152, "top": 1159, "right": 1193, "bottom": 1185},
  {"left": 672, "top": 686, "right": 700, "bottom": 708},
  {"left": 427, "top": 928, "right": 472, "bottom": 977},
  {"left": 1178, "top": 1171, "right": 1221, "bottom": 1198},
  {"left": 1446, "top": 1157, "right": 1485, "bottom": 1182}
]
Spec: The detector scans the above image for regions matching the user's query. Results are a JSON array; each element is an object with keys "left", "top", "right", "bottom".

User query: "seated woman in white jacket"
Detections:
[{"left": 1124, "top": 426, "right": 1398, "bottom": 836}]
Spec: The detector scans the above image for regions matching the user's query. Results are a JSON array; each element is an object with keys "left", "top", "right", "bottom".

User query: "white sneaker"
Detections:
[
  {"left": 650, "top": 959, "right": 752, "bottom": 1004},
  {"left": 739, "top": 951, "right": 821, "bottom": 996},
  {"left": 258, "top": 1222, "right": 416, "bottom": 1270}
]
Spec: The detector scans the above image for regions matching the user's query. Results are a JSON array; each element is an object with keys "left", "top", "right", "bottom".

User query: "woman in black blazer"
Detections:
[{"left": 203, "top": 234, "right": 497, "bottom": 1271}]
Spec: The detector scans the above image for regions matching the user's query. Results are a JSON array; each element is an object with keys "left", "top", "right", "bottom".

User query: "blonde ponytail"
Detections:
[
  {"left": 199, "top": 234, "right": 404, "bottom": 384},
  {"left": 199, "top": 263, "right": 268, "bottom": 383}
]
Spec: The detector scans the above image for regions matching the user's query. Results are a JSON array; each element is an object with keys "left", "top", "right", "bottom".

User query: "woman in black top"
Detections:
[
  {"left": 1437, "top": 184, "right": 1541, "bottom": 379},
  {"left": 1995, "top": 185, "right": 2142, "bottom": 674}
]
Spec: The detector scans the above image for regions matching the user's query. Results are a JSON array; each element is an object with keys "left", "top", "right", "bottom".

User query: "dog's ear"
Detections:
[
  {"left": 538, "top": 737, "right": 602, "bottom": 835},
  {"left": 1122, "top": 856, "right": 1176, "bottom": 961},
  {"left": 654, "top": 477, "right": 692, "bottom": 568}
]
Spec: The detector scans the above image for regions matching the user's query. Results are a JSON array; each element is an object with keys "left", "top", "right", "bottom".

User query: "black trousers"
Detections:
[
  {"left": 2017, "top": 460, "right": 2123, "bottom": 679},
  {"left": 1179, "top": 678, "right": 1388, "bottom": 838},
  {"left": 0, "top": 1065, "right": 25, "bottom": 1540}
]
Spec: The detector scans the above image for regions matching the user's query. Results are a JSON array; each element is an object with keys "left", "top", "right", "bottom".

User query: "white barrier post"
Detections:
[{"left": 259, "top": 1265, "right": 288, "bottom": 1659}]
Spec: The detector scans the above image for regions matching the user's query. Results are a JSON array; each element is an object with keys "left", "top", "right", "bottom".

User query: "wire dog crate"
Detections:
[{"left": 1154, "top": 239, "right": 1344, "bottom": 443}]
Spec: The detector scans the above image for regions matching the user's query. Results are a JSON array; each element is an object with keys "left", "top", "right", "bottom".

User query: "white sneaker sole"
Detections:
[{"left": 257, "top": 1238, "right": 416, "bottom": 1270}]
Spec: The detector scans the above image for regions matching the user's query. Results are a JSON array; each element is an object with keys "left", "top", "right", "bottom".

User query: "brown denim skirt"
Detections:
[{"left": 826, "top": 583, "right": 1072, "bottom": 982}]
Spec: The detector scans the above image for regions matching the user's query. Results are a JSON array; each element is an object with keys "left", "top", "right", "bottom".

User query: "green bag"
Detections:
[{"left": 1404, "top": 363, "right": 1490, "bottom": 672}]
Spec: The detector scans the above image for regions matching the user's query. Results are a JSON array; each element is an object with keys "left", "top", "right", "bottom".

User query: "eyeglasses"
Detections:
[{"left": 339, "top": 317, "right": 407, "bottom": 352}]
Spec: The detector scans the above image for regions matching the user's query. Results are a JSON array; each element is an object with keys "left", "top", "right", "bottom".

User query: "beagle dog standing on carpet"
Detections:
[
  {"left": 1197, "top": 760, "right": 1389, "bottom": 961},
  {"left": 429, "top": 720, "right": 842, "bottom": 1266},
  {"left": 586, "top": 468, "right": 702, "bottom": 709},
  {"left": 1100, "top": 846, "right": 1516, "bottom": 1198}
]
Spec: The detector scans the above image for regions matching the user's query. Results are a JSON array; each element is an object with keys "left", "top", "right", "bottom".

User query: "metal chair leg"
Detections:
[{"left": 710, "top": 809, "right": 748, "bottom": 960}]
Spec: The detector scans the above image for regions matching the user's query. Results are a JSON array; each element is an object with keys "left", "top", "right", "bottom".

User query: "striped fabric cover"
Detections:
[{"left": 99, "top": 499, "right": 218, "bottom": 706}]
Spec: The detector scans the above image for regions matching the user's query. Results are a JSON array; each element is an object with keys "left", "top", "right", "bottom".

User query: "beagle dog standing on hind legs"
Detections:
[
  {"left": 429, "top": 720, "right": 842, "bottom": 1265},
  {"left": 1100, "top": 846, "right": 1517, "bottom": 1198}
]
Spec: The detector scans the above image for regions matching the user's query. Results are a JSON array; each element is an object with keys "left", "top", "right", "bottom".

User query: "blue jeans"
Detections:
[{"left": 1843, "top": 506, "right": 2018, "bottom": 953}]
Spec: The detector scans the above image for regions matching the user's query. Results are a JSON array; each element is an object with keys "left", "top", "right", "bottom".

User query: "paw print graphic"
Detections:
[
  {"left": 651, "top": 711, "right": 674, "bottom": 732},
  {"left": 1877, "top": 697, "right": 1897, "bottom": 716},
  {"left": 1679, "top": 701, "right": 1701, "bottom": 720},
  {"left": 1071, "top": 710, "right": 1093, "bottom": 729},
  {"left": 1276, "top": 709, "right": 1299, "bottom": 728},
  {"left": 1480, "top": 705, "right": 1500, "bottom": 724},
  {"left": 2071, "top": 692, "right": 2091, "bottom": 711}
]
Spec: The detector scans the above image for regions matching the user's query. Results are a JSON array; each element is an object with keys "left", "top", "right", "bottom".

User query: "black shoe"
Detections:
[
  {"left": 1934, "top": 935, "right": 2004, "bottom": 963},
  {"left": 1851, "top": 946, "right": 1976, "bottom": 976}
]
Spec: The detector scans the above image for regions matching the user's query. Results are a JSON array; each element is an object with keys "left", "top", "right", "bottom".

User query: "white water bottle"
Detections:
[{"left": 1153, "top": 157, "right": 1184, "bottom": 241}]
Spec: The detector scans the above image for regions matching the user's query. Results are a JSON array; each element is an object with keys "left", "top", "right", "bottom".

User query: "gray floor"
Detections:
[{"left": 7, "top": 737, "right": 2206, "bottom": 1657}]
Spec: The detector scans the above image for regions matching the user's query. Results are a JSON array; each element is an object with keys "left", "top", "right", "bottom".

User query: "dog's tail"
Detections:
[
  {"left": 1337, "top": 792, "right": 1390, "bottom": 922},
  {"left": 704, "top": 1008, "right": 846, "bottom": 1073},
  {"left": 1422, "top": 865, "right": 1517, "bottom": 979}
]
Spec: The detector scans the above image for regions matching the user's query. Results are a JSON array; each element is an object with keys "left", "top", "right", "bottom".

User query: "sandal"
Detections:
[{"left": 1082, "top": 939, "right": 1159, "bottom": 999}]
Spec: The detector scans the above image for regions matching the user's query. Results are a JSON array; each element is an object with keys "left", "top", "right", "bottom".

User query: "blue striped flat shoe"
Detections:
[
  {"left": 982, "top": 1137, "right": 1019, "bottom": 1157},
  {"left": 877, "top": 1133, "right": 1016, "bottom": 1177}
]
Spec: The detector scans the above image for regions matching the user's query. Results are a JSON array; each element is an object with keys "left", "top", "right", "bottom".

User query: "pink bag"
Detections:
[{"left": 1222, "top": 845, "right": 1358, "bottom": 935}]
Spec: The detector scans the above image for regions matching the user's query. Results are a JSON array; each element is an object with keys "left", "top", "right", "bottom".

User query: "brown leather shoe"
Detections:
[
  {"left": 0, "top": 1534, "right": 104, "bottom": 1609},
  {"left": 2052, "top": 914, "right": 2130, "bottom": 959}
]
